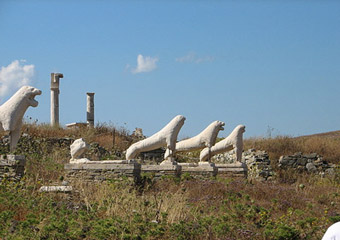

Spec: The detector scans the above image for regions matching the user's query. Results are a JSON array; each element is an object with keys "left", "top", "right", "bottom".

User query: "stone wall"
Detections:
[
  {"left": 212, "top": 149, "right": 273, "bottom": 181},
  {"left": 213, "top": 149, "right": 338, "bottom": 180},
  {"left": 278, "top": 152, "right": 336, "bottom": 176},
  {"left": 180, "top": 163, "right": 218, "bottom": 179},
  {"left": 141, "top": 164, "right": 181, "bottom": 178},
  {"left": 65, "top": 162, "right": 141, "bottom": 183},
  {"left": 0, "top": 155, "right": 26, "bottom": 181},
  {"left": 243, "top": 150, "right": 273, "bottom": 181}
]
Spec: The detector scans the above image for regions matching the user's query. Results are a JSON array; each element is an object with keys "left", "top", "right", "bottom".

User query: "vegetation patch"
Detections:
[{"left": 0, "top": 123, "right": 339, "bottom": 239}]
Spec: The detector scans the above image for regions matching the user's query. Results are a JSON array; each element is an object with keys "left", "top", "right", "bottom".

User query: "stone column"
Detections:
[
  {"left": 86, "top": 92, "right": 95, "bottom": 127},
  {"left": 50, "top": 73, "right": 63, "bottom": 126}
]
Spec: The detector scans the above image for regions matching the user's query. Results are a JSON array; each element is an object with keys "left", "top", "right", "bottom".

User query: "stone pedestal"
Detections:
[
  {"left": 141, "top": 161, "right": 181, "bottom": 178},
  {"left": 0, "top": 155, "right": 26, "bottom": 181},
  {"left": 215, "top": 162, "right": 248, "bottom": 178},
  {"left": 180, "top": 162, "right": 218, "bottom": 178},
  {"left": 64, "top": 160, "right": 141, "bottom": 183},
  {"left": 160, "top": 157, "right": 177, "bottom": 166}
]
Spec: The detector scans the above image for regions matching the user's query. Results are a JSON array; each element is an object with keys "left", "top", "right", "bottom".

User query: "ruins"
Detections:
[
  {"left": 164, "top": 120, "right": 225, "bottom": 159},
  {"left": 65, "top": 120, "right": 248, "bottom": 181},
  {"left": 50, "top": 73, "right": 63, "bottom": 126},
  {"left": 86, "top": 92, "right": 95, "bottom": 126},
  {"left": 0, "top": 81, "right": 248, "bottom": 181},
  {"left": 200, "top": 125, "right": 246, "bottom": 162},
  {"left": 70, "top": 138, "right": 90, "bottom": 163},
  {"left": 125, "top": 115, "right": 186, "bottom": 164},
  {"left": 66, "top": 92, "right": 96, "bottom": 128},
  {"left": 0, "top": 86, "right": 41, "bottom": 151}
]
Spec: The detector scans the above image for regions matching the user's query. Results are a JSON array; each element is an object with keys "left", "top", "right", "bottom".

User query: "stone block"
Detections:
[
  {"left": 215, "top": 162, "right": 246, "bottom": 169},
  {"left": 64, "top": 160, "right": 141, "bottom": 183},
  {"left": 0, "top": 155, "right": 26, "bottom": 166},
  {"left": 178, "top": 162, "right": 197, "bottom": 167},
  {"left": 215, "top": 162, "right": 247, "bottom": 178},
  {"left": 181, "top": 162, "right": 218, "bottom": 177},
  {"left": 141, "top": 164, "right": 181, "bottom": 177},
  {"left": 39, "top": 186, "right": 73, "bottom": 193},
  {"left": 304, "top": 153, "right": 317, "bottom": 159},
  {"left": 306, "top": 163, "right": 317, "bottom": 173}
]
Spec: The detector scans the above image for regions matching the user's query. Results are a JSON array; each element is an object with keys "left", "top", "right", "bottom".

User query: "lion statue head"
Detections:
[
  {"left": 17, "top": 86, "right": 42, "bottom": 108},
  {"left": 215, "top": 120, "right": 225, "bottom": 131},
  {"left": 0, "top": 85, "right": 42, "bottom": 151}
]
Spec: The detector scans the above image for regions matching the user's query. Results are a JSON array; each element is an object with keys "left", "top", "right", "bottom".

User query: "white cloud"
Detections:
[
  {"left": 176, "top": 52, "right": 214, "bottom": 64},
  {"left": 176, "top": 52, "right": 196, "bottom": 63},
  {"left": 132, "top": 54, "right": 158, "bottom": 74},
  {"left": 0, "top": 60, "right": 35, "bottom": 100}
]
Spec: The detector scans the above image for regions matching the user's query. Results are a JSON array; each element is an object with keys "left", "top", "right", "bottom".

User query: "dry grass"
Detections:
[
  {"left": 2, "top": 123, "right": 340, "bottom": 239},
  {"left": 21, "top": 122, "right": 133, "bottom": 151},
  {"left": 245, "top": 136, "right": 340, "bottom": 164},
  {"left": 79, "top": 176, "right": 339, "bottom": 238},
  {"left": 20, "top": 123, "right": 340, "bottom": 164},
  {"left": 72, "top": 179, "right": 191, "bottom": 225}
]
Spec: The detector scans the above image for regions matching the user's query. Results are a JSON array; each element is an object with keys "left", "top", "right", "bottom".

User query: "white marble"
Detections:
[
  {"left": 164, "top": 120, "right": 225, "bottom": 159},
  {"left": 71, "top": 160, "right": 136, "bottom": 164},
  {"left": 200, "top": 125, "right": 245, "bottom": 162},
  {"left": 70, "top": 138, "right": 89, "bottom": 163},
  {"left": 0, "top": 86, "right": 41, "bottom": 151},
  {"left": 159, "top": 158, "right": 178, "bottom": 165},
  {"left": 86, "top": 92, "right": 95, "bottom": 126},
  {"left": 69, "top": 158, "right": 90, "bottom": 164},
  {"left": 50, "top": 73, "right": 63, "bottom": 126},
  {"left": 39, "top": 186, "right": 73, "bottom": 192},
  {"left": 178, "top": 162, "right": 198, "bottom": 167},
  {"left": 126, "top": 115, "right": 186, "bottom": 161},
  {"left": 322, "top": 222, "right": 340, "bottom": 240}
]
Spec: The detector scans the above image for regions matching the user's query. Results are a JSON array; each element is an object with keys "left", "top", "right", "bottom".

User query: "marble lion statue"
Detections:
[
  {"left": 163, "top": 120, "right": 225, "bottom": 159},
  {"left": 0, "top": 86, "right": 42, "bottom": 151},
  {"left": 200, "top": 124, "right": 245, "bottom": 162},
  {"left": 322, "top": 221, "right": 340, "bottom": 240},
  {"left": 126, "top": 115, "right": 186, "bottom": 161}
]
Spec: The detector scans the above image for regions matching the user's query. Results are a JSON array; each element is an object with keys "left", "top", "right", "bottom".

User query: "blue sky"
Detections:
[{"left": 0, "top": 1, "right": 339, "bottom": 139}]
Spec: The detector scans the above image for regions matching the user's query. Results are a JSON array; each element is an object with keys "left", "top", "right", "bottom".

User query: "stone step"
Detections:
[{"left": 39, "top": 186, "right": 73, "bottom": 193}]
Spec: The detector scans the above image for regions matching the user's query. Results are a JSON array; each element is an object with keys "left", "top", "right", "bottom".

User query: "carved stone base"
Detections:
[
  {"left": 141, "top": 162, "right": 181, "bottom": 177},
  {"left": 178, "top": 162, "right": 197, "bottom": 167},
  {"left": 215, "top": 162, "right": 248, "bottom": 178},
  {"left": 0, "top": 155, "right": 26, "bottom": 181},
  {"left": 181, "top": 161, "right": 218, "bottom": 177},
  {"left": 72, "top": 160, "right": 137, "bottom": 164},
  {"left": 160, "top": 157, "right": 177, "bottom": 166},
  {"left": 64, "top": 160, "right": 141, "bottom": 183}
]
